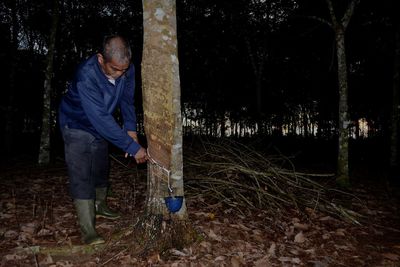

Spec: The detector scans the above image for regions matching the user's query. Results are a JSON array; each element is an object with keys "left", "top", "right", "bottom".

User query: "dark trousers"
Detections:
[{"left": 61, "top": 126, "right": 109, "bottom": 199}]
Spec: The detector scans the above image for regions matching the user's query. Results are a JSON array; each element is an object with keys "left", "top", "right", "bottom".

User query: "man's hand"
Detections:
[
  {"left": 133, "top": 147, "right": 147, "bottom": 164},
  {"left": 124, "top": 147, "right": 147, "bottom": 163},
  {"left": 125, "top": 131, "right": 147, "bottom": 163}
]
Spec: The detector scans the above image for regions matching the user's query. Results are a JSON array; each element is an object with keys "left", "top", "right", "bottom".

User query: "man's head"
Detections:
[{"left": 97, "top": 35, "right": 132, "bottom": 80}]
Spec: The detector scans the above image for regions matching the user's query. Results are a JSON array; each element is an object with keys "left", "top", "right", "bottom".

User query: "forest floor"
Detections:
[{"left": 1, "top": 154, "right": 400, "bottom": 267}]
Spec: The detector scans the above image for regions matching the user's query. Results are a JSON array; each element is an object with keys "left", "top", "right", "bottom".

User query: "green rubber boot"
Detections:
[
  {"left": 95, "top": 187, "right": 121, "bottom": 220},
  {"left": 74, "top": 199, "right": 105, "bottom": 245}
]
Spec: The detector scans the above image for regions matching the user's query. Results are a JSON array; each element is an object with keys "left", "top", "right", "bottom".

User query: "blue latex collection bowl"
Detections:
[{"left": 164, "top": 196, "right": 183, "bottom": 213}]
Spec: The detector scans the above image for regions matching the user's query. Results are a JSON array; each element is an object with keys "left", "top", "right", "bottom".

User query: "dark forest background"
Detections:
[{"left": 0, "top": 0, "right": 398, "bottom": 179}]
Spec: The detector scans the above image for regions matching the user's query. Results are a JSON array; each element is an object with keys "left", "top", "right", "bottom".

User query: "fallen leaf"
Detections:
[
  {"left": 39, "top": 254, "right": 54, "bottom": 265},
  {"left": 230, "top": 256, "right": 242, "bottom": 267},
  {"left": 238, "top": 223, "right": 251, "bottom": 231},
  {"left": 278, "top": 256, "right": 301, "bottom": 264},
  {"left": 334, "top": 245, "right": 350, "bottom": 251},
  {"left": 305, "top": 207, "right": 317, "bottom": 218},
  {"left": 319, "top": 216, "right": 332, "bottom": 221},
  {"left": 4, "top": 230, "right": 18, "bottom": 239},
  {"left": 308, "top": 260, "right": 328, "bottom": 267},
  {"left": 290, "top": 249, "right": 299, "bottom": 255},
  {"left": 223, "top": 208, "right": 233, "bottom": 214},
  {"left": 18, "top": 232, "right": 32, "bottom": 242},
  {"left": 211, "top": 220, "right": 222, "bottom": 225},
  {"left": 208, "top": 229, "right": 222, "bottom": 242},
  {"left": 322, "top": 233, "right": 330, "bottom": 240},
  {"left": 97, "top": 223, "right": 113, "bottom": 230},
  {"left": 147, "top": 253, "right": 161, "bottom": 264},
  {"left": 20, "top": 222, "right": 38, "bottom": 234},
  {"left": 207, "top": 213, "right": 215, "bottom": 220},
  {"left": 37, "top": 228, "right": 53, "bottom": 237},
  {"left": 252, "top": 230, "right": 264, "bottom": 242},
  {"left": 62, "top": 212, "right": 74, "bottom": 218},
  {"left": 254, "top": 255, "right": 270, "bottom": 267},
  {"left": 294, "top": 231, "right": 305, "bottom": 243},
  {"left": 215, "top": 255, "right": 226, "bottom": 261},
  {"left": 305, "top": 248, "right": 316, "bottom": 255},
  {"left": 3, "top": 253, "right": 27, "bottom": 261},
  {"left": 119, "top": 254, "right": 137, "bottom": 265},
  {"left": 292, "top": 257, "right": 301, "bottom": 264},
  {"left": 268, "top": 242, "right": 276, "bottom": 256},
  {"left": 382, "top": 253, "right": 400, "bottom": 261},
  {"left": 278, "top": 256, "right": 292, "bottom": 262},
  {"left": 55, "top": 260, "right": 74, "bottom": 267},
  {"left": 183, "top": 247, "right": 192, "bottom": 255},
  {"left": 292, "top": 217, "right": 300, "bottom": 223},
  {"left": 335, "top": 228, "right": 346, "bottom": 236},
  {"left": 81, "top": 262, "right": 97, "bottom": 267},
  {"left": 170, "top": 248, "right": 188, "bottom": 257},
  {"left": 293, "top": 223, "right": 309, "bottom": 231}
]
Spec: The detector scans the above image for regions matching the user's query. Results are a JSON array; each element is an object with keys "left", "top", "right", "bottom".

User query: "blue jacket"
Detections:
[{"left": 59, "top": 55, "right": 140, "bottom": 155}]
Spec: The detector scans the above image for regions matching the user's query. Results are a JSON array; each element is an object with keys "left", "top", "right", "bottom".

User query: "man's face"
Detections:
[{"left": 97, "top": 53, "right": 130, "bottom": 80}]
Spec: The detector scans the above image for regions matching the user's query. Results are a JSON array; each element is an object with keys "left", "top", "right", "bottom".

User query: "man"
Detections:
[{"left": 59, "top": 35, "right": 147, "bottom": 245}]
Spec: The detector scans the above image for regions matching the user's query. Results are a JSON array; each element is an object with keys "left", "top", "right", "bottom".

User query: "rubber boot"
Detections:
[
  {"left": 74, "top": 199, "right": 105, "bottom": 245},
  {"left": 95, "top": 187, "right": 121, "bottom": 219}
]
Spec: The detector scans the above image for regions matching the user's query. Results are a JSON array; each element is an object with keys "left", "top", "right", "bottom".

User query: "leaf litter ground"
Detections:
[{"left": 1, "top": 155, "right": 400, "bottom": 266}]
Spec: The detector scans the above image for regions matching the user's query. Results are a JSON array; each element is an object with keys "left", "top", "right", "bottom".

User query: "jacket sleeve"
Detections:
[
  {"left": 77, "top": 71, "right": 141, "bottom": 155},
  {"left": 120, "top": 65, "right": 137, "bottom": 132}
]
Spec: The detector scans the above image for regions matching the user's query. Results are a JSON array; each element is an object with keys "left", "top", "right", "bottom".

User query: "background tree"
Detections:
[
  {"left": 38, "top": 0, "right": 59, "bottom": 165},
  {"left": 310, "top": 0, "right": 359, "bottom": 186},
  {"left": 328, "top": 0, "right": 359, "bottom": 186},
  {"left": 4, "top": 0, "right": 20, "bottom": 156}
]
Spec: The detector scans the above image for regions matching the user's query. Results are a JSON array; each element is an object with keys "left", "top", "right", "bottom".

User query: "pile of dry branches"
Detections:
[{"left": 184, "top": 139, "right": 361, "bottom": 223}]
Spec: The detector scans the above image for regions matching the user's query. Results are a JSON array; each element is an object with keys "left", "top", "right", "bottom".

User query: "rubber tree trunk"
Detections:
[
  {"left": 325, "top": 0, "right": 359, "bottom": 187},
  {"left": 335, "top": 28, "right": 350, "bottom": 186},
  {"left": 4, "top": 0, "right": 19, "bottom": 156},
  {"left": 142, "top": 0, "right": 187, "bottom": 219},
  {"left": 38, "top": 0, "right": 59, "bottom": 165}
]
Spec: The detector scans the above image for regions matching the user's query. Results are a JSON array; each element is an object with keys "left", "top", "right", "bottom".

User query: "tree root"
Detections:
[{"left": 132, "top": 213, "right": 199, "bottom": 257}]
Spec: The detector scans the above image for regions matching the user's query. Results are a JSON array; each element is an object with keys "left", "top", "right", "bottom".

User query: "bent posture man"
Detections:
[{"left": 59, "top": 35, "right": 147, "bottom": 245}]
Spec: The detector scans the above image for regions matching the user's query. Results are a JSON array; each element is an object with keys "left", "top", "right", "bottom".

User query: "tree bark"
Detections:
[
  {"left": 324, "top": 0, "right": 359, "bottom": 187},
  {"left": 4, "top": 0, "right": 19, "bottom": 156},
  {"left": 139, "top": 0, "right": 195, "bottom": 253},
  {"left": 335, "top": 28, "right": 350, "bottom": 185},
  {"left": 38, "top": 0, "right": 59, "bottom": 165}
]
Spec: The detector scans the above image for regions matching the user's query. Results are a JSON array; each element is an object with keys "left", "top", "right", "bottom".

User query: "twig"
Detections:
[
  {"left": 109, "top": 154, "right": 130, "bottom": 168},
  {"left": 100, "top": 247, "right": 128, "bottom": 266}
]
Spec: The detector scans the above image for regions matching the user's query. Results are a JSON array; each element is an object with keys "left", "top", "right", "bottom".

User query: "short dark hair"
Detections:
[{"left": 101, "top": 35, "right": 132, "bottom": 64}]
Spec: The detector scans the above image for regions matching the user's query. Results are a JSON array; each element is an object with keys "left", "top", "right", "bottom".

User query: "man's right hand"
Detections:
[{"left": 133, "top": 147, "right": 147, "bottom": 164}]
